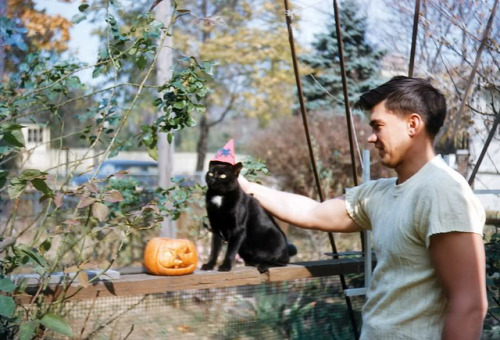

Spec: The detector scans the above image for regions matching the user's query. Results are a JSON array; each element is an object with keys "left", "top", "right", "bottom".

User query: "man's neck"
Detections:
[{"left": 396, "top": 143, "right": 436, "bottom": 184}]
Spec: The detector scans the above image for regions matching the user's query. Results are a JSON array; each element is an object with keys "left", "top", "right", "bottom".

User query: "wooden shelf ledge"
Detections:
[{"left": 19, "top": 258, "right": 369, "bottom": 303}]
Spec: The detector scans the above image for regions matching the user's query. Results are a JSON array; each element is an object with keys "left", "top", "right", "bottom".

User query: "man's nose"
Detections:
[{"left": 367, "top": 133, "right": 377, "bottom": 143}]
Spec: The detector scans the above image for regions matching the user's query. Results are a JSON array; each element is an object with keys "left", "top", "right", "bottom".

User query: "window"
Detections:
[{"left": 27, "top": 128, "right": 43, "bottom": 143}]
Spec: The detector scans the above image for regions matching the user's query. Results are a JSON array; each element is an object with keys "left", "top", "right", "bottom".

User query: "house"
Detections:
[
  {"left": 17, "top": 122, "right": 212, "bottom": 182},
  {"left": 468, "top": 103, "right": 500, "bottom": 211}
]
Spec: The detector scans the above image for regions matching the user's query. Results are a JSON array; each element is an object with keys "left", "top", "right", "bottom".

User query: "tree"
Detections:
[
  {"left": 380, "top": 0, "right": 500, "bottom": 155},
  {"left": 299, "top": 0, "right": 385, "bottom": 112},
  {"left": 173, "top": 0, "right": 298, "bottom": 171},
  {"left": 0, "top": 2, "right": 210, "bottom": 337},
  {"left": 2, "top": 0, "right": 72, "bottom": 75}
]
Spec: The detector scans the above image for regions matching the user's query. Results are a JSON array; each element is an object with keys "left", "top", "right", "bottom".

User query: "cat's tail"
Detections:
[{"left": 287, "top": 243, "right": 298, "bottom": 257}]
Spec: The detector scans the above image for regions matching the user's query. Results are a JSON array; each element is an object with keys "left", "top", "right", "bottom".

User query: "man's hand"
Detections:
[{"left": 238, "top": 174, "right": 252, "bottom": 193}]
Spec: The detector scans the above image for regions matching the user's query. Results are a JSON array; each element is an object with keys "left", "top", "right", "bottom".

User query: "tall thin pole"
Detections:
[
  {"left": 283, "top": 0, "right": 325, "bottom": 204},
  {"left": 408, "top": 0, "right": 421, "bottom": 77},
  {"left": 452, "top": 0, "right": 499, "bottom": 135},
  {"left": 331, "top": 1, "right": 361, "bottom": 338},
  {"left": 283, "top": 1, "right": 359, "bottom": 338},
  {"left": 0, "top": 0, "right": 7, "bottom": 81},
  {"left": 468, "top": 111, "right": 500, "bottom": 186},
  {"left": 332, "top": 0, "right": 359, "bottom": 186},
  {"left": 155, "top": 0, "right": 176, "bottom": 238}
]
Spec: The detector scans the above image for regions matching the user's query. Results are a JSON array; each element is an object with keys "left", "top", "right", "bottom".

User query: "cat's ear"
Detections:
[{"left": 233, "top": 162, "right": 243, "bottom": 176}]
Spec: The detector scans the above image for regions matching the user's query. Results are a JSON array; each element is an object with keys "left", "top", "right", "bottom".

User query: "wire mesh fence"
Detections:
[{"left": 53, "top": 275, "right": 364, "bottom": 339}]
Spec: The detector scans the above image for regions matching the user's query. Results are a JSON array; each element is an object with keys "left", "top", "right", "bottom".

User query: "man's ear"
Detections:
[
  {"left": 233, "top": 162, "right": 243, "bottom": 176},
  {"left": 408, "top": 113, "right": 423, "bottom": 137}
]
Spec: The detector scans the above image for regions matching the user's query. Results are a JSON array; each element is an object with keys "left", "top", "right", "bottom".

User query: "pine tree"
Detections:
[{"left": 300, "top": 0, "right": 385, "bottom": 112}]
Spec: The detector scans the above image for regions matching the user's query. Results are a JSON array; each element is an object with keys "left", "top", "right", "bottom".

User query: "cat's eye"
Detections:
[
  {"left": 220, "top": 174, "right": 227, "bottom": 179},
  {"left": 208, "top": 172, "right": 214, "bottom": 177}
]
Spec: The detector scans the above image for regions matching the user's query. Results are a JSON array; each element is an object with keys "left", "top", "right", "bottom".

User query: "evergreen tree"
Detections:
[{"left": 300, "top": 0, "right": 385, "bottom": 112}]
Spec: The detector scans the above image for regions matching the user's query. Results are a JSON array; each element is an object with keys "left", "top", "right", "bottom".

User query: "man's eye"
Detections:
[
  {"left": 220, "top": 174, "right": 227, "bottom": 179},
  {"left": 208, "top": 172, "right": 213, "bottom": 177}
]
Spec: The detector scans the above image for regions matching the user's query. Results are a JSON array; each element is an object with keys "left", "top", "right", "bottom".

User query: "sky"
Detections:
[{"left": 35, "top": 0, "right": 388, "bottom": 82}]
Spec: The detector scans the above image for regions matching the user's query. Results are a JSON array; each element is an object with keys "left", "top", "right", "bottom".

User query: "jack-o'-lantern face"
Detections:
[{"left": 144, "top": 238, "right": 198, "bottom": 276}]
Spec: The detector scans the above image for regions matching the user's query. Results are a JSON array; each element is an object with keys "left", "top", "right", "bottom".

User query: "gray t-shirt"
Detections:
[{"left": 345, "top": 155, "right": 485, "bottom": 340}]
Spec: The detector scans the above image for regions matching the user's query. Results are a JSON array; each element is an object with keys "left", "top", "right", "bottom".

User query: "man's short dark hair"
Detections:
[{"left": 355, "top": 76, "right": 447, "bottom": 137}]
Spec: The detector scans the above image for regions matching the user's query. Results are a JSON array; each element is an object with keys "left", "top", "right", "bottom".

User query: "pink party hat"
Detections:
[{"left": 211, "top": 139, "right": 235, "bottom": 165}]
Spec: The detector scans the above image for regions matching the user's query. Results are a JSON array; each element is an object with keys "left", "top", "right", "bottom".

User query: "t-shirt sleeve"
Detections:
[
  {"left": 345, "top": 181, "right": 377, "bottom": 230},
  {"left": 417, "top": 180, "right": 485, "bottom": 248}
]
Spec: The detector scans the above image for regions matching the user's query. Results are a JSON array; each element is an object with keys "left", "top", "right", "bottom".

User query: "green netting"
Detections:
[{"left": 58, "top": 275, "right": 364, "bottom": 339}]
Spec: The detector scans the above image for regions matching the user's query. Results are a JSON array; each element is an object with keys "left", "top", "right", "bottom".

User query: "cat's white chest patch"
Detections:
[{"left": 211, "top": 195, "right": 223, "bottom": 208}]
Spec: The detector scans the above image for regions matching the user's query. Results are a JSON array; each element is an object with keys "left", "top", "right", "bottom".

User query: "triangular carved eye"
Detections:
[
  {"left": 220, "top": 174, "right": 226, "bottom": 179},
  {"left": 208, "top": 172, "right": 214, "bottom": 176}
]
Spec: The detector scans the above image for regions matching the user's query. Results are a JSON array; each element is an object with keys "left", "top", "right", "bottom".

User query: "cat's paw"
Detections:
[
  {"left": 257, "top": 264, "right": 269, "bottom": 273},
  {"left": 217, "top": 264, "right": 232, "bottom": 272},
  {"left": 201, "top": 263, "right": 215, "bottom": 271}
]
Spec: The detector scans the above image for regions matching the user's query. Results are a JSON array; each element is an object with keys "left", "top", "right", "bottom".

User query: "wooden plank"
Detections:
[
  {"left": 267, "top": 259, "right": 366, "bottom": 282},
  {"left": 18, "top": 259, "right": 371, "bottom": 303},
  {"left": 20, "top": 266, "right": 262, "bottom": 303}
]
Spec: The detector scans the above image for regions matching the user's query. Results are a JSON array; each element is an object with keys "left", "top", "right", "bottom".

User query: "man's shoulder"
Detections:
[{"left": 426, "top": 156, "right": 470, "bottom": 188}]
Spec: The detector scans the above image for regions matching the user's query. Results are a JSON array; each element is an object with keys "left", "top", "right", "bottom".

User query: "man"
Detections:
[{"left": 238, "top": 76, "right": 487, "bottom": 339}]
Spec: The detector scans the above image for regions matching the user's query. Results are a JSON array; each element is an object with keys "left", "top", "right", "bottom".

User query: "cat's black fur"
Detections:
[{"left": 201, "top": 161, "right": 296, "bottom": 273}]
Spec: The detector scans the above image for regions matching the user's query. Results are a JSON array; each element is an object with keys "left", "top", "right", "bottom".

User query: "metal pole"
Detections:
[
  {"left": 332, "top": 0, "right": 359, "bottom": 186},
  {"left": 155, "top": 0, "right": 176, "bottom": 238},
  {"left": 283, "top": 0, "right": 326, "bottom": 204},
  {"left": 452, "top": 0, "right": 499, "bottom": 135},
  {"left": 362, "top": 150, "right": 372, "bottom": 289},
  {"left": 282, "top": 0, "right": 345, "bottom": 253},
  {"left": 408, "top": 0, "right": 421, "bottom": 77},
  {"left": 468, "top": 112, "right": 500, "bottom": 186}
]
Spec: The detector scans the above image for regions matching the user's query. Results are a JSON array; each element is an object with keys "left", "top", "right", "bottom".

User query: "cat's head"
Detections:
[{"left": 206, "top": 161, "right": 243, "bottom": 193}]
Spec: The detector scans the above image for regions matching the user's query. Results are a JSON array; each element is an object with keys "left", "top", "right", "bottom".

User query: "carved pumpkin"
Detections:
[{"left": 144, "top": 237, "right": 198, "bottom": 276}]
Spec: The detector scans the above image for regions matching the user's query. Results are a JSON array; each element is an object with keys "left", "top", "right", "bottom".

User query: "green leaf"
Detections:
[
  {"left": 8, "top": 177, "right": 27, "bottom": 199},
  {"left": 0, "top": 277, "right": 16, "bottom": 292},
  {"left": 167, "top": 132, "right": 174, "bottom": 144},
  {"left": 16, "top": 244, "right": 48, "bottom": 269},
  {"left": 147, "top": 146, "right": 158, "bottom": 161},
  {"left": 136, "top": 55, "right": 147, "bottom": 70},
  {"left": 19, "top": 169, "right": 46, "bottom": 181},
  {"left": 71, "top": 13, "right": 87, "bottom": 24},
  {"left": 39, "top": 239, "right": 51, "bottom": 254},
  {"left": 0, "top": 170, "right": 7, "bottom": 189},
  {"left": 0, "top": 295, "right": 16, "bottom": 317},
  {"left": 40, "top": 314, "right": 74, "bottom": 338},
  {"left": 173, "top": 100, "right": 186, "bottom": 109},
  {"left": 78, "top": 3, "right": 89, "bottom": 12},
  {"left": 19, "top": 320, "right": 39, "bottom": 340},
  {"left": 186, "top": 117, "right": 197, "bottom": 127},
  {"left": 110, "top": 0, "right": 123, "bottom": 9},
  {"left": 2, "top": 130, "right": 25, "bottom": 147},
  {"left": 31, "top": 178, "right": 53, "bottom": 196}
]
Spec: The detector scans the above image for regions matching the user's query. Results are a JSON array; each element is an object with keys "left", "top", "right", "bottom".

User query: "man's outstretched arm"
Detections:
[{"left": 238, "top": 175, "right": 362, "bottom": 233}]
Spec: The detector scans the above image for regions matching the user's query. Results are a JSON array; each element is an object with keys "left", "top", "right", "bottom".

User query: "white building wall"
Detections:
[
  {"left": 468, "top": 105, "right": 500, "bottom": 211},
  {"left": 21, "top": 147, "right": 212, "bottom": 176}
]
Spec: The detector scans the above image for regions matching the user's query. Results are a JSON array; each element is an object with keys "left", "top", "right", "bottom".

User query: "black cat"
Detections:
[{"left": 200, "top": 161, "right": 297, "bottom": 273}]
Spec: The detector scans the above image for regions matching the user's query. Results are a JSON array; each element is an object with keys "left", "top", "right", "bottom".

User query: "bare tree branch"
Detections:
[{"left": 208, "top": 93, "right": 237, "bottom": 127}]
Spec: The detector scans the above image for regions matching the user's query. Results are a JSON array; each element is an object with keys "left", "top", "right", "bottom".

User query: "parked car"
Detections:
[
  {"left": 71, "top": 159, "right": 205, "bottom": 189},
  {"left": 71, "top": 159, "right": 159, "bottom": 188}
]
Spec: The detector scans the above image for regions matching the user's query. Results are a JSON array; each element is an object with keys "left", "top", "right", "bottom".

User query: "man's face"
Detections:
[{"left": 367, "top": 101, "right": 411, "bottom": 169}]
